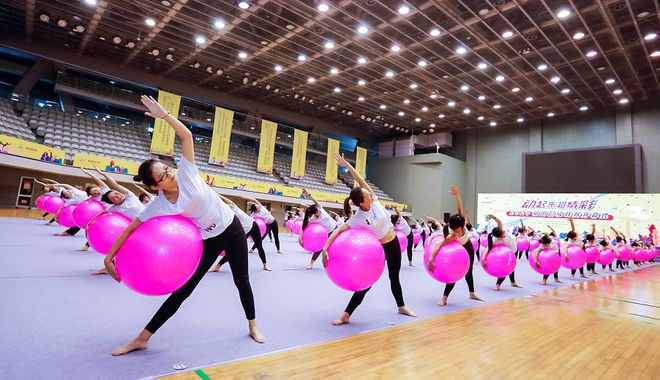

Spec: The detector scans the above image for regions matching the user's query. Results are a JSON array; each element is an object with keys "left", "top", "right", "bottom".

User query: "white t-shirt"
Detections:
[
  {"left": 334, "top": 217, "right": 344, "bottom": 226},
  {"left": 430, "top": 229, "right": 444, "bottom": 238},
  {"left": 469, "top": 230, "right": 479, "bottom": 240},
  {"left": 393, "top": 217, "right": 411, "bottom": 235},
  {"left": 493, "top": 234, "right": 516, "bottom": 252},
  {"left": 346, "top": 195, "right": 392, "bottom": 239},
  {"left": 64, "top": 188, "right": 88, "bottom": 206},
  {"left": 422, "top": 225, "right": 430, "bottom": 234},
  {"left": 310, "top": 208, "right": 338, "bottom": 233},
  {"left": 45, "top": 191, "right": 60, "bottom": 196},
  {"left": 251, "top": 207, "right": 275, "bottom": 223},
  {"left": 108, "top": 192, "right": 145, "bottom": 220},
  {"left": 229, "top": 203, "right": 254, "bottom": 234},
  {"left": 138, "top": 156, "right": 235, "bottom": 239}
]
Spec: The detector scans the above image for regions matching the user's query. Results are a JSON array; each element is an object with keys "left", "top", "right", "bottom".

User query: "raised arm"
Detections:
[
  {"left": 334, "top": 153, "right": 374, "bottom": 196},
  {"left": 241, "top": 196, "right": 263, "bottom": 208},
  {"left": 448, "top": 185, "right": 464, "bottom": 215},
  {"left": 547, "top": 225, "right": 556, "bottom": 234},
  {"left": 424, "top": 215, "right": 441, "bottom": 225},
  {"left": 217, "top": 194, "right": 236, "bottom": 206},
  {"left": 92, "top": 166, "right": 129, "bottom": 195},
  {"left": 610, "top": 226, "right": 621, "bottom": 238},
  {"left": 80, "top": 167, "right": 106, "bottom": 189},
  {"left": 394, "top": 206, "right": 401, "bottom": 220},
  {"left": 489, "top": 214, "right": 503, "bottom": 231},
  {"left": 591, "top": 223, "right": 596, "bottom": 235},
  {"left": 132, "top": 184, "right": 154, "bottom": 200},
  {"left": 47, "top": 183, "right": 77, "bottom": 191},
  {"left": 140, "top": 95, "right": 194, "bottom": 164},
  {"left": 301, "top": 188, "right": 323, "bottom": 210},
  {"left": 568, "top": 217, "right": 576, "bottom": 233},
  {"left": 465, "top": 209, "right": 472, "bottom": 224},
  {"left": 42, "top": 178, "right": 58, "bottom": 184}
]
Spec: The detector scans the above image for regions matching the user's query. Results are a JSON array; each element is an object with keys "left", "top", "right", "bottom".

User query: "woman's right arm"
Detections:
[
  {"left": 217, "top": 194, "right": 235, "bottom": 206},
  {"left": 140, "top": 95, "right": 194, "bottom": 163},
  {"left": 321, "top": 223, "right": 350, "bottom": 267},
  {"left": 104, "top": 218, "right": 143, "bottom": 281}
]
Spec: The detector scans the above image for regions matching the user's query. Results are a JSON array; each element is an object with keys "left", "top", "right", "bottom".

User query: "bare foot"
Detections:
[
  {"left": 554, "top": 279, "right": 564, "bottom": 284},
  {"left": 111, "top": 338, "right": 148, "bottom": 356},
  {"left": 469, "top": 293, "right": 485, "bottom": 302},
  {"left": 45, "top": 221, "right": 52, "bottom": 225},
  {"left": 331, "top": 312, "right": 350, "bottom": 326},
  {"left": 208, "top": 265, "right": 220, "bottom": 273},
  {"left": 77, "top": 246, "right": 89, "bottom": 252},
  {"left": 493, "top": 284, "right": 501, "bottom": 291},
  {"left": 542, "top": 281, "right": 548, "bottom": 285},
  {"left": 54, "top": 232, "right": 69, "bottom": 236},
  {"left": 277, "top": 251, "right": 283, "bottom": 255},
  {"left": 436, "top": 296, "right": 448, "bottom": 306},
  {"left": 398, "top": 306, "right": 417, "bottom": 317},
  {"left": 91, "top": 268, "right": 108, "bottom": 275},
  {"left": 580, "top": 274, "right": 588, "bottom": 278},
  {"left": 262, "top": 264, "right": 272, "bottom": 271},
  {"left": 511, "top": 283, "right": 522, "bottom": 288},
  {"left": 248, "top": 248, "right": 254, "bottom": 254},
  {"left": 570, "top": 275, "right": 576, "bottom": 280},
  {"left": 249, "top": 327, "right": 266, "bottom": 344},
  {"left": 409, "top": 262, "right": 415, "bottom": 267}
]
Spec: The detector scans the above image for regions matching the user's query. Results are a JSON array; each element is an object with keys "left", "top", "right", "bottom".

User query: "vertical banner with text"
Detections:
[
  {"left": 325, "top": 138, "right": 340, "bottom": 184},
  {"left": 354, "top": 146, "right": 367, "bottom": 187},
  {"left": 290, "top": 129, "right": 308, "bottom": 179},
  {"left": 208, "top": 106, "right": 234, "bottom": 166},
  {"left": 149, "top": 90, "right": 181, "bottom": 156},
  {"left": 257, "top": 119, "right": 277, "bottom": 173}
]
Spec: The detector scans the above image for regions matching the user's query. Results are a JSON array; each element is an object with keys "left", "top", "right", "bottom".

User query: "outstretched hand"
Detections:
[
  {"left": 449, "top": 185, "right": 459, "bottom": 196},
  {"left": 334, "top": 153, "right": 348, "bottom": 167},
  {"left": 140, "top": 95, "right": 168, "bottom": 119}
]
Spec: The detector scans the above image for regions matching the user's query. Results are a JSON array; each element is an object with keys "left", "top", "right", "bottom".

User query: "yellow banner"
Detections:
[
  {"left": 209, "top": 106, "right": 234, "bottom": 166},
  {"left": 290, "top": 129, "right": 308, "bottom": 179},
  {"left": 149, "top": 90, "right": 181, "bottom": 156},
  {"left": 72, "top": 153, "right": 141, "bottom": 175},
  {"left": 257, "top": 119, "right": 277, "bottom": 174},
  {"left": 354, "top": 146, "right": 367, "bottom": 187},
  {"left": 0, "top": 134, "right": 65, "bottom": 164},
  {"left": 325, "top": 138, "right": 339, "bottom": 184}
]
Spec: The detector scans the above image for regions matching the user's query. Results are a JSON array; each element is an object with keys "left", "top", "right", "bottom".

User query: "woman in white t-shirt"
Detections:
[
  {"left": 299, "top": 188, "right": 338, "bottom": 270},
  {"left": 209, "top": 194, "right": 272, "bottom": 272},
  {"left": 391, "top": 207, "right": 414, "bottom": 266},
  {"left": 321, "top": 153, "right": 417, "bottom": 326},
  {"left": 532, "top": 234, "right": 563, "bottom": 285},
  {"left": 44, "top": 177, "right": 108, "bottom": 236},
  {"left": 328, "top": 210, "right": 345, "bottom": 226},
  {"left": 246, "top": 197, "right": 282, "bottom": 254},
  {"left": 103, "top": 95, "right": 265, "bottom": 356},
  {"left": 482, "top": 215, "right": 522, "bottom": 291},
  {"left": 34, "top": 181, "right": 62, "bottom": 220}
]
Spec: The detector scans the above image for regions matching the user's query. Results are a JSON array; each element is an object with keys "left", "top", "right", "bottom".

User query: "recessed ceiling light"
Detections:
[
  {"left": 579, "top": 105, "right": 589, "bottom": 111},
  {"left": 463, "top": 108, "right": 471, "bottom": 114},
  {"left": 478, "top": 95, "right": 486, "bottom": 101},
  {"left": 297, "top": 54, "right": 307, "bottom": 61},
  {"left": 195, "top": 35, "right": 206, "bottom": 44},
  {"left": 421, "top": 106, "right": 428, "bottom": 112},
  {"left": 415, "top": 117, "right": 421, "bottom": 122},
  {"left": 57, "top": 19, "right": 67, "bottom": 27},
  {"left": 556, "top": 9, "right": 571, "bottom": 19},
  {"left": 398, "top": 111, "right": 405, "bottom": 116},
  {"left": 644, "top": 32, "right": 657, "bottom": 41},
  {"left": 430, "top": 94, "right": 438, "bottom": 99},
  {"left": 525, "top": 96, "right": 533, "bottom": 102},
  {"left": 418, "top": 60, "right": 428, "bottom": 67},
  {"left": 495, "top": 75, "right": 505, "bottom": 82},
  {"left": 455, "top": 46, "right": 467, "bottom": 55},
  {"left": 651, "top": 51, "right": 660, "bottom": 57},
  {"left": 561, "top": 88, "right": 571, "bottom": 94},
  {"left": 537, "top": 63, "right": 548, "bottom": 71},
  {"left": 586, "top": 50, "right": 597, "bottom": 57},
  {"left": 214, "top": 19, "right": 226, "bottom": 29},
  {"left": 357, "top": 57, "right": 367, "bottom": 64},
  {"left": 358, "top": 79, "right": 366, "bottom": 86},
  {"left": 547, "top": 112, "right": 555, "bottom": 117},
  {"left": 398, "top": 5, "right": 410, "bottom": 15},
  {"left": 637, "top": 11, "right": 650, "bottom": 18},
  {"left": 447, "top": 101, "right": 456, "bottom": 107},
  {"left": 380, "top": 104, "right": 387, "bottom": 109},
  {"left": 385, "top": 70, "right": 395, "bottom": 77},
  {"left": 238, "top": 1, "right": 250, "bottom": 10},
  {"left": 605, "top": 78, "right": 615, "bottom": 84},
  {"left": 274, "top": 65, "right": 283, "bottom": 72},
  {"left": 409, "top": 83, "right": 418, "bottom": 89},
  {"left": 84, "top": 0, "right": 97, "bottom": 5},
  {"left": 438, "top": 114, "right": 445, "bottom": 118},
  {"left": 330, "top": 67, "right": 339, "bottom": 75},
  {"left": 517, "top": 117, "right": 524, "bottom": 123},
  {"left": 390, "top": 44, "right": 401, "bottom": 52},
  {"left": 619, "top": 98, "right": 629, "bottom": 104},
  {"left": 238, "top": 51, "right": 248, "bottom": 59},
  {"left": 357, "top": 25, "right": 369, "bottom": 34},
  {"left": 512, "top": 87, "right": 520, "bottom": 92},
  {"left": 358, "top": 96, "right": 365, "bottom": 101},
  {"left": 112, "top": 36, "right": 122, "bottom": 44},
  {"left": 493, "top": 104, "right": 502, "bottom": 109},
  {"left": 430, "top": 28, "right": 441, "bottom": 37},
  {"left": 145, "top": 18, "right": 156, "bottom": 27},
  {"left": 573, "top": 32, "right": 585, "bottom": 40},
  {"left": 550, "top": 76, "right": 561, "bottom": 83},
  {"left": 403, "top": 99, "right": 410, "bottom": 104},
  {"left": 430, "top": 123, "right": 436, "bottom": 128},
  {"left": 460, "top": 85, "right": 469, "bottom": 91},
  {"left": 501, "top": 30, "right": 513, "bottom": 38},
  {"left": 477, "top": 116, "right": 484, "bottom": 121},
  {"left": 317, "top": 3, "right": 329, "bottom": 12},
  {"left": 429, "top": 128, "right": 435, "bottom": 133},
  {"left": 307, "top": 77, "right": 316, "bottom": 83},
  {"left": 324, "top": 41, "right": 335, "bottom": 49},
  {"left": 477, "top": 62, "right": 488, "bottom": 69},
  {"left": 333, "top": 87, "right": 341, "bottom": 93},
  {"left": 490, "top": 121, "right": 497, "bottom": 127},
  {"left": 612, "top": 89, "right": 623, "bottom": 95}
]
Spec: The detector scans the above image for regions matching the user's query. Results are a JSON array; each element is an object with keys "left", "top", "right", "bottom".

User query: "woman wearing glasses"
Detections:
[{"left": 103, "top": 95, "right": 265, "bottom": 356}]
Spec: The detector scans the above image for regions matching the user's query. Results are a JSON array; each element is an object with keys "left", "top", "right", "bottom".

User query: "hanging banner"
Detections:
[
  {"left": 149, "top": 90, "right": 181, "bottom": 156},
  {"left": 72, "top": 153, "right": 141, "bottom": 175},
  {"left": 354, "top": 146, "right": 367, "bottom": 187},
  {"left": 325, "top": 138, "right": 340, "bottom": 184},
  {"left": 257, "top": 119, "right": 277, "bottom": 174},
  {"left": 290, "top": 129, "right": 308, "bottom": 179},
  {"left": 0, "top": 134, "right": 65, "bottom": 164},
  {"left": 209, "top": 106, "right": 234, "bottom": 166}
]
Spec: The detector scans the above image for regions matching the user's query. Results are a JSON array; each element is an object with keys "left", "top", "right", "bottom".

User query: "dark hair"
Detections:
[
  {"left": 540, "top": 235, "right": 552, "bottom": 245},
  {"left": 442, "top": 224, "right": 450, "bottom": 236},
  {"left": 249, "top": 204, "right": 258, "bottom": 213},
  {"left": 133, "top": 159, "right": 161, "bottom": 187},
  {"left": 101, "top": 191, "right": 113, "bottom": 204},
  {"left": 390, "top": 214, "right": 399, "bottom": 225},
  {"left": 487, "top": 227, "right": 503, "bottom": 251},
  {"left": 85, "top": 186, "right": 96, "bottom": 196},
  {"left": 566, "top": 231, "right": 577, "bottom": 241},
  {"left": 616, "top": 236, "right": 622, "bottom": 243},
  {"left": 302, "top": 204, "right": 318, "bottom": 230},
  {"left": 549, "top": 232, "right": 556, "bottom": 237},
  {"left": 60, "top": 190, "right": 70, "bottom": 199},
  {"left": 586, "top": 233, "right": 595, "bottom": 242},
  {"left": 448, "top": 213, "right": 465, "bottom": 231},
  {"left": 599, "top": 239, "right": 608, "bottom": 247},
  {"left": 343, "top": 187, "right": 365, "bottom": 217},
  {"left": 429, "top": 221, "right": 439, "bottom": 231},
  {"left": 138, "top": 194, "right": 150, "bottom": 203},
  {"left": 631, "top": 241, "right": 640, "bottom": 247},
  {"left": 466, "top": 223, "right": 473, "bottom": 230}
]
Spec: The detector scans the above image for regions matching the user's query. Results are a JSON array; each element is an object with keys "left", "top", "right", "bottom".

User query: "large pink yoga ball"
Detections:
[
  {"left": 56, "top": 204, "right": 78, "bottom": 228},
  {"left": 290, "top": 219, "right": 303, "bottom": 235},
  {"left": 470, "top": 237, "right": 479, "bottom": 253},
  {"left": 413, "top": 232, "right": 422, "bottom": 245},
  {"left": 585, "top": 246, "right": 600, "bottom": 264},
  {"left": 395, "top": 230, "right": 408, "bottom": 254},
  {"left": 480, "top": 234, "right": 488, "bottom": 247},
  {"left": 528, "top": 248, "right": 561, "bottom": 275},
  {"left": 516, "top": 237, "right": 530, "bottom": 252},
  {"left": 44, "top": 196, "right": 65, "bottom": 214},
  {"left": 73, "top": 199, "right": 106, "bottom": 228},
  {"left": 597, "top": 249, "right": 616, "bottom": 265},
  {"left": 87, "top": 212, "right": 131, "bottom": 254},
  {"left": 325, "top": 228, "right": 385, "bottom": 291},
  {"left": 617, "top": 245, "right": 633, "bottom": 261},
  {"left": 115, "top": 215, "right": 203, "bottom": 296},
  {"left": 561, "top": 245, "right": 587, "bottom": 270},
  {"left": 424, "top": 240, "right": 470, "bottom": 283},
  {"left": 529, "top": 238, "right": 540, "bottom": 252},
  {"left": 482, "top": 244, "right": 516, "bottom": 278},
  {"left": 248, "top": 217, "right": 267, "bottom": 241},
  {"left": 36, "top": 195, "right": 50, "bottom": 211},
  {"left": 300, "top": 222, "right": 329, "bottom": 252}
]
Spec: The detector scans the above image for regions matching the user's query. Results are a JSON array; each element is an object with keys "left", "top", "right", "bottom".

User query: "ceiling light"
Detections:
[
  {"left": 274, "top": 65, "right": 283, "bottom": 72},
  {"left": 403, "top": 99, "right": 410, "bottom": 104},
  {"left": 490, "top": 121, "right": 497, "bottom": 127},
  {"left": 495, "top": 75, "right": 505, "bottom": 82},
  {"left": 525, "top": 96, "right": 533, "bottom": 102},
  {"left": 501, "top": 30, "right": 513, "bottom": 38},
  {"left": 556, "top": 9, "right": 571, "bottom": 19},
  {"left": 550, "top": 76, "right": 561, "bottom": 83},
  {"left": 307, "top": 77, "right": 316, "bottom": 83},
  {"left": 477, "top": 116, "right": 484, "bottom": 121},
  {"left": 324, "top": 41, "right": 335, "bottom": 49},
  {"left": 463, "top": 108, "right": 471, "bottom": 114},
  {"left": 84, "top": 0, "right": 97, "bottom": 5},
  {"left": 430, "top": 28, "right": 441, "bottom": 37},
  {"left": 398, "top": 5, "right": 410, "bottom": 15},
  {"left": 297, "top": 54, "right": 307, "bottom": 61},
  {"left": 151, "top": 48, "right": 160, "bottom": 56},
  {"left": 460, "top": 85, "right": 469, "bottom": 91},
  {"left": 447, "top": 101, "right": 456, "bottom": 107},
  {"left": 421, "top": 106, "right": 428, "bottom": 112},
  {"left": 517, "top": 117, "right": 524, "bottom": 123},
  {"left": 429, "top": 128, "right": 435, "bottom": 133},
  {"left": 619, "top": 98, "right": 629, "bottom": 104},
  {"left": 357, "top": 25, "right": 369, "bottom": 34},
  {"left": 357, "top": 57, "right": 367, "bottom": 64},
  {"left": 418, "top": 60, "right": 428, "bottom": 67},
  {"left": 651, "top": 51, "right": 660, "bottom": 57},
  {"left": 238, "top": 1, "right": 250, "bottom": 10},
  {"left": 455, "top": 46, "right": 467, "bottom": 55},
  {"left": 605, "top": 78, "right": 615, "bottom": 84},
  {"left": 380, "top": 104, "right": 387, "bottom": 109},
  {"left": 317, "top": 3, "right": 329, "bottom": 12},
  {"left": 166, "top": 53, "right": 173, "bottom": 60},
  {"left": 238, "top": 51, "right": 248, "bottom": 59},
  {"left": 415, "top": 117, "right": 421, "bottom": 122},
  {"left": 358, "top": 96, "right": 365, "bottom": 101},
  {"left": 561, "top": 88, "right": 571, "bottom": 94},
  {"left": 358, "top": 79, "right": 366, "bottom": 86},
  {"left": 330, "top": 67, "right": 339, "bottom": 75},
  {"left": 493, "top": 104, "right": 501, "bottom": 109},
  {"left": 537, "top": 63, "right": 548, "bottom": 71},
  {"left": 145, "top": 18, "right": 156, "bottom": 27},
  {"left": 586, "top": 50, "right": 597, "bottom": 57},
  {"left": 547, "top": 112, "right": 555, "bottom": 117},
  {"left": 430, "top": 94, "right": 438, "bottom": 99},
  {"left": 512, "top": 87, "right": 520, "bottom": 92},
  {"left": 398, "top": 111, "right": 405, "bottom": 116},
  {"left": 334, "top": 87, "right": 341, "bottom": 93},
  {"left": 112, "top": 36, "right": 122, "bottom": 44},
  {"left": 57, "top": 19, "right": 67, "bottom": 27},
  {"left": 385, "top": 71, "right": 395, "bottom": 77},
  {"left": 126, "top": 41, "right": 135, "bottom": 48},
  {"left": 214, "top": 19, "right": 226, "bottom": 29},
  {"left": 390, "top": 44, "right": 401, "bottom": 52},
  {"left": 477, "top": 62, "right": 488, "bottom": 69},
  {"left": 430, "top": 123, "right": 436, "bottom": 128},
  {"left": 612, "top": 89, "right": 623, "bottom": 95},
  {"left": 193, "top": 62, "right": 201, "bottom": 68},
  {"left": 579, "top": 105, "right": 589, "bottom": 111},
  {"left": 195, "top": 35, "right": 206, "bottom": 44},
  {"left": 573, "top": 32, "right": 585, "bottom": 40},
  {"left": 409, "top": 83, "right": 418, "bottom": 89},
  {"left": 478, "top": 95, "right": 486, "bottom": 100},
  {"left": 438, "top": 114, "right": 445, "bottom": 118},
  {"left": 644, "top": 32, "right": 657, "bottom": 41}
]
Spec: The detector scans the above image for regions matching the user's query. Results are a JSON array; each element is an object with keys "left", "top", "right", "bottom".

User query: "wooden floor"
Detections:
[
  {"left": 162, "top": 265, "right": 660, "bottom": 380},
  {"left": 0, "top": 208, "right": 44, "bottom": 219}
]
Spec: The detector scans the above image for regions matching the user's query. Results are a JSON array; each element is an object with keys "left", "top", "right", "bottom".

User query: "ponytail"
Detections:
[
  {"left": 487, "top": 232, "right": 494, "bottom": 251},
  {"left": 302, "top": 205, "right": 317, "bottom": 230},
  {"left": 343, "top": 198, "right": 352, "bottom": 219},
  {"left": 442, "top": 224, "right": 449, "bottom": 236}
]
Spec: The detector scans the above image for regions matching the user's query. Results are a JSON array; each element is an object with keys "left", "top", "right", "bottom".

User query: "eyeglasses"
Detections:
[{"left": 156, "top": 165, "right": 172, "bottom": 183}]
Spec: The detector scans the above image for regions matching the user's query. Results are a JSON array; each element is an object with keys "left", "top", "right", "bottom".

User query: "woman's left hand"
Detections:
[{"left": 140, "top": 95, "right": 168, "bottom": 119}]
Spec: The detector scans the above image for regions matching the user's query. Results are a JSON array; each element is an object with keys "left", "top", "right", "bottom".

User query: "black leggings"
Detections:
[
  {"left": 42, "top": 212, "right": 49, "bottom": 217},
  {"left": 311, "top": 231, "right": 335, "bottom": 262},
  {"left": 443, "top": 240, "right": 476, "bottom": 296},
  {"left": 571, "top": 267, "right": 585, "bottom": 275},
  {"left": 65, "top": 226, "right": 81, "bottom": 236},
  {"left": 543, "top": 271, "right": 559, "bottom": 280},
  {"left": 406, "top": 231, "right": 413, "bottom": 262},
  {"left": 586, "top": 263, "right": 596, "bottom": 271},
  {"left": 344, "top": 238, "right": 404, "bottom": 316},
  {"left": 602, "top": 263, "right": 613, "bottom": 270},
  {"left": 616, "top": 260, "right": 624, "bottom": 269},
  {"left": 252, "top": 220, "right": 280, "bottom": 251},
  {"left": 219, "top": 221, "right": 267, "bottom": 267},
  {"left": 496, "top": 271, "right": 516, "bottom": 285},
  {"left": 419, "top": 230, "right": 427, "bottom": 248},
  {"left": 145, "top": 217, "right": 255, "bottom": 334}
]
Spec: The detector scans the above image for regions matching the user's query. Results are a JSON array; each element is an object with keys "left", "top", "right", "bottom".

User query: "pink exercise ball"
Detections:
[
  {"left": 562, "top": 245, "right": 587, "bottom": 270},
  {"left": 286, "top": 219, "right": 293, "bottom": 231},
  {"left": 528, "top": 248, "right": 561, "bottom": 275},
  {"left": 395, "top": 230, "right": 408, "bottom": 253},
  {"left": 325, "top": 228, "right": 385, "bottom": 291},
  {"left": 44, "top": 196, "right": 65, "bottom": 214},
  {"left": 56, "top": 204, "right": 78, "bottom": 228},
  {"left": 470, "top": 237, "right": 478, "bottom": 253},
  {"left": 73, "top": 199, "right": 106, "bottom": 228},
  {"left": 36, "top": 195, "right": 50, "bottom": 211},
  {"left": 300, "top": 222, "right": 329, "bottom": 252},
  {"left": 633, "top": 249, "right": 646, "bottom": 262},
  {"left": 248, "top": 217, "right": 267, "bottom": 241},
  {"left": 482, "top": 244, "right": 516, "bottom": 278},
  {"left": 424, "top": 240, "right": 470, "bottom": 283},
  {"left": 425, "top": 234, "right": 443, "bottom": 252},
  {"left": 87, "top": 212, "right": 131, "bottom": 254},
  {"left": 516, "top": 237, "right": 530, "bottom": 252},
  {"left": 597, "top": 249, "right": 616, "bottom": 265},
  {"left": 480, "top": 234, "right": 488, "bottom": 247},
  {"left": 290, "top": 219, "right": 303, "bottom": 235},
  {"left": 115, "top": 215, "right": 203, "bottom": 296},
  {"left": 413, "top": 232, "right": 422, "bottom": 245},
  {"left": 617, "top": 245, "right": 633, "bottom": 261},
  {"left": 585, "top": 246, "right": 600, "bottom": 264},
  {"left": 529, "top": 238, "right": 540, "bottom": 252}
]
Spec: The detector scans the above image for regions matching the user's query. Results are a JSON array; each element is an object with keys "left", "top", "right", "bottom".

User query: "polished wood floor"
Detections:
[
  {"left": 162, "top": 265, "right": 660, "bottom": 380},
  {"left": 0, "top": 208, "right": 44, "bottom": 218}
]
